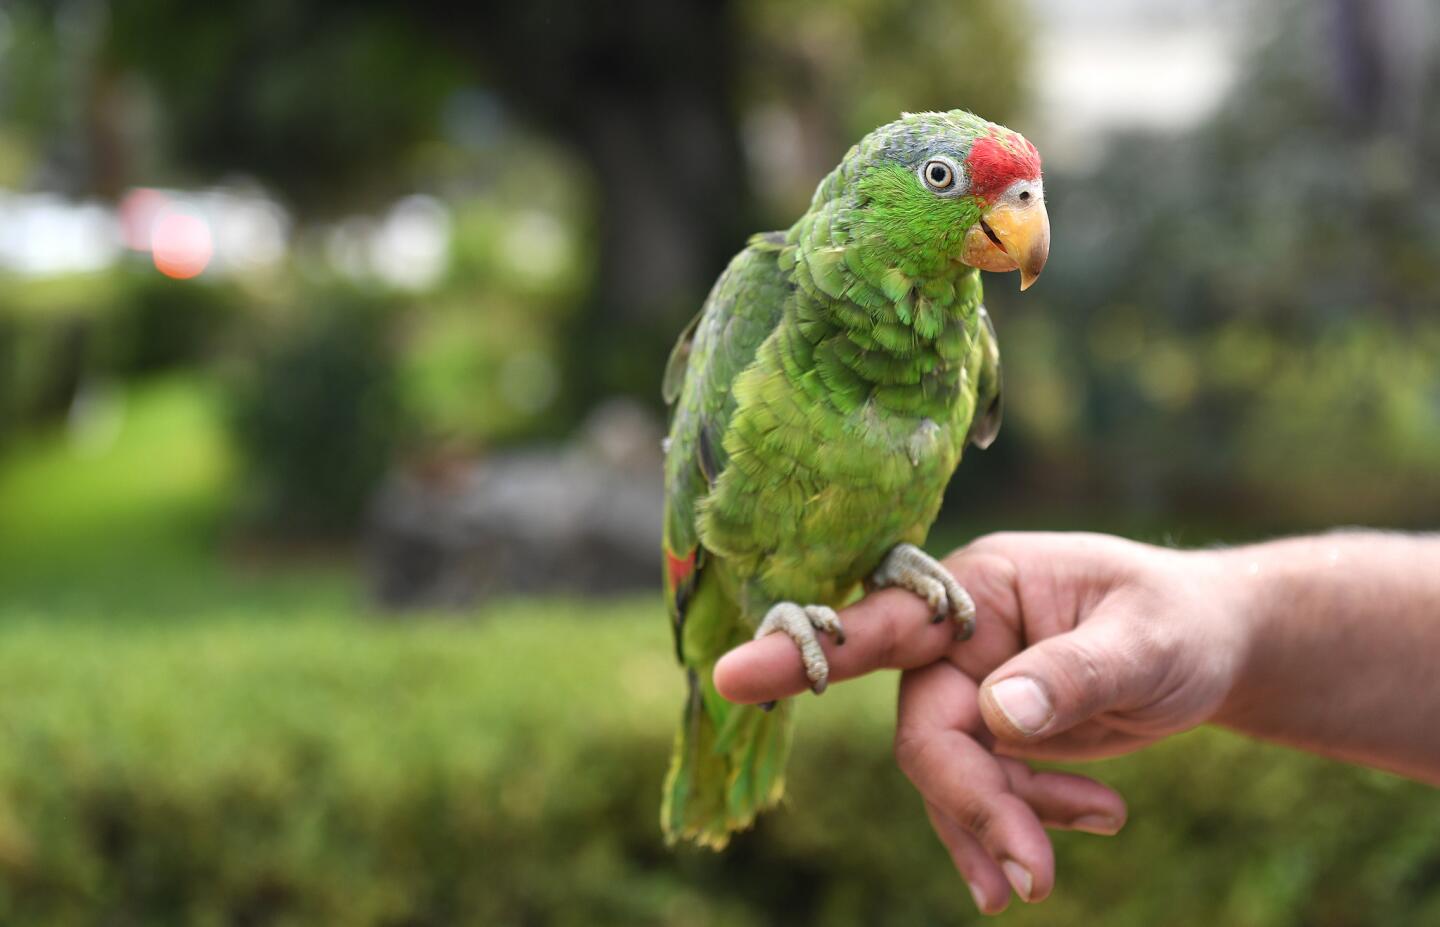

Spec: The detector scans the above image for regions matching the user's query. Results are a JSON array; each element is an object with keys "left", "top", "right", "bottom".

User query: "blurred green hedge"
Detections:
[
  {"left": 228, "top": 284, "right": 404, "bottom": 538},
  {"left": 0, "top": 603, "right": 1438, "bottom": 926}
]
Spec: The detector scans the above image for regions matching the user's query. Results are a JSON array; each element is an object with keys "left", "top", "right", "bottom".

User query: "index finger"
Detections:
[{"left": 713, "top": 587, "right": 950, "bottom": 703}]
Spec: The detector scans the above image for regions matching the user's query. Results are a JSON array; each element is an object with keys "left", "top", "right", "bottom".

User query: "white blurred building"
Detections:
[{"left": 1026, "top": 0, "right": 1247, "bottom": 170}]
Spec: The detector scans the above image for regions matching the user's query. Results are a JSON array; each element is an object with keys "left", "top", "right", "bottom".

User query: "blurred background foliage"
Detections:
[{"left": 1, "top": 0, "right": 1439, "bottom": 923}]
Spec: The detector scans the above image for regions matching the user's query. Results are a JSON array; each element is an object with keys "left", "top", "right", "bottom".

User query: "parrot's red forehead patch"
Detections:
[{"left": 965, "top": 132, "right": 1042, "bottom": 202}]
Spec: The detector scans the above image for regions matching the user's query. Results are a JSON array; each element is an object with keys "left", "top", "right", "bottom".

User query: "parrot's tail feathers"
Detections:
[{"left": 661, "top": 668, "right": 794, "bottom": 850}]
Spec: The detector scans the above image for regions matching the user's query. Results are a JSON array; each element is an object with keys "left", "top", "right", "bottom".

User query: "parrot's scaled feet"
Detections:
[
  {"left": 872, "top": 543, "right": 976, "bottom": 640},
  {"left": 754, "top": 603, "right": 845, "bottom": 694}
]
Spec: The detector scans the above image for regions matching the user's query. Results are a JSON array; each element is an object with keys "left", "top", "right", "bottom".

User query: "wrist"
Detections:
[{"left": 1185, "top": 545, "right": 1273, "bottom": 728}]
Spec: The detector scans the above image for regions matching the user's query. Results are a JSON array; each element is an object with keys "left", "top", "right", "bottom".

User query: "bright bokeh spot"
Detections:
[
  {"left": 369, "top": 194, "right": 451, "bottom": 290},
  {"left": 501, "top": 210, "right": 569, "bottom": 284},
  {"left": 119, "top": 187, "right": 170, "bottom": 250},
  {"left": 150, "top": 208, "right": 213, "bottom": 279}
]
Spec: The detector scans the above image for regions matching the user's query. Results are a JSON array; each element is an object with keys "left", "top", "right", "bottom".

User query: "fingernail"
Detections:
[
  {"left": 1071, "top": 814, "right": 1122, "bottom": 835},
  {"left": 966, "top": 880, "right": 989, "bottom": 912},
  {"left": 989, "top": 676, "right": 1052, "bottom": 736},
  {"left": 1002, "top": 860, "right": 1033, "bottom": 902}
]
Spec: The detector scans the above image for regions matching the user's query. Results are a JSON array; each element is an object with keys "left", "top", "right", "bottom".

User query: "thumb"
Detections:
[{"left": 978, "top": 618, "right": 1164, "bottom": 743}]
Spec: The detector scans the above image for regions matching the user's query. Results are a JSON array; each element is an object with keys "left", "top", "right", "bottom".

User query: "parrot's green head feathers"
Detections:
[{"left": 805, "top": 110, "right": 1050, "bottom": 291}]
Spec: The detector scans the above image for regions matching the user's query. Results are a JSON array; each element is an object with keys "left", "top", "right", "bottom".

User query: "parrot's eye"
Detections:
[{"left": 920, "top": 158, "right": 960, "bottom": 193}]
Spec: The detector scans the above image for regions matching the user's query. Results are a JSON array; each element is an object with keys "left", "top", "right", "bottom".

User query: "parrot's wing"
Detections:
[
  {"left": 662, "top": 313, "right": 702, "bottom": 406},
  {"left": 966, "top": 305, "right": 1003, "bottom": 450},
  {"left": 662, "top": 231, "right": 790, "bottom": 656}
]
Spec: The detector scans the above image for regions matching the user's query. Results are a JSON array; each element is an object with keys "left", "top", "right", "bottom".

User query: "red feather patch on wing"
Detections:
[
  {"left": 966, "top": 132, "right": 1042, "bottom": 203},
  {"left": 665, "top": 547, "right": 697, "bottom": 596},
  {"left": 665, "top": 544, "right": 701, "bottom": 663}
]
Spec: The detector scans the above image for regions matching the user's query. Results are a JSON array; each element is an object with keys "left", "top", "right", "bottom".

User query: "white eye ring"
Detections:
[{"left": 920, "top": 157, "right": 962, "bottom": 194}]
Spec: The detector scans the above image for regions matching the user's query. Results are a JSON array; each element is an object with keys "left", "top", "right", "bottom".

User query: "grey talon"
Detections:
[
  {"left": 873, "top": 542, "right": 979, "bottom": 640},
  {"left": 754, "top": 601, "right": 845, "bottom": 696}
]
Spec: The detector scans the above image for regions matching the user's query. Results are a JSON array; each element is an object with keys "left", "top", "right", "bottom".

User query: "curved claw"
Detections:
[
  {"left": 754, "top": 602, "right": 846, "bottom": 695},
  {"left": 872, "top": 543, "right": 976, "bottom": 641}
]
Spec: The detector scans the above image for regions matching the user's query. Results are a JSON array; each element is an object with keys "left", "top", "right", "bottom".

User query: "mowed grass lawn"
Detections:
[{"left": 1, "top": 377, "right": 1439, "bottom": 926}]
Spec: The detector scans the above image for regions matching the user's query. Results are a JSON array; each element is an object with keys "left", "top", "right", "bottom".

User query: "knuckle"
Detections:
[
  {"left": 1048, "top": 638, "right": 1115, "bottom": 714},
  {"left": 953, "top": 794, "right": 997, "bottom": 841},
  {"left": 892, "top": 730, "right": 1003, "bottom": 846},
  {"left": 944, "top": 549, "right": 1018, "bottom": 616},
  {"left": 892, "top": 726, "right": 929, "bottom": 776}
]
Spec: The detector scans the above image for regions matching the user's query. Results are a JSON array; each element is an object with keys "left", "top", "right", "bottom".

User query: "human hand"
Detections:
[{"left": 713, "top": 532, "right": 1250, "bottom": 914}]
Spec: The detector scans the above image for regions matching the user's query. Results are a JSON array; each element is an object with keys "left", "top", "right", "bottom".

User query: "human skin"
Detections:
[{"left": 712, "top": 530, "right": 1440, "bottom": 915}]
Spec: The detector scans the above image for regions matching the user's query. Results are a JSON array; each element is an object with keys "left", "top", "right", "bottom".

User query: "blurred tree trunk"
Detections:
[
  {"left": 85, "top": 0, "right": 752, "bottom": 420},
  {"left": 419, "top": 0, "right": 753, "bottom": 411},
  {"left": 1329, "top": 0, "right": 1428, "bottom": 145}
]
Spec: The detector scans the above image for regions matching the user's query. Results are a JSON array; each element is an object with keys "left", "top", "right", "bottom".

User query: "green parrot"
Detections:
[{"left": 660, "top": 110, "right": 1049, "bottom": 849}]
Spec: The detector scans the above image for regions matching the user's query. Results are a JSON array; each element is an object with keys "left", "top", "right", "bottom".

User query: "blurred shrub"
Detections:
[
  {"left": 395, "top": 190, "right": 585, "bottom": 447},
  {"left": 230, "top": 285, "right": 405, "bottom": 538},
  {"left": 975, "top": 0, "right": 1440, "bottom": 529},
  {"left": 101, "top": 272, "right": 241, "bottom": 377},
  {"left": 1, "top": 606, "right": 1439, "bottom": 926},
  {"left": 0, "top": 271, "right": 241, "bottom": 450},
  {"left": 0, "top": 308, "right": 86, "bottom": 445}
]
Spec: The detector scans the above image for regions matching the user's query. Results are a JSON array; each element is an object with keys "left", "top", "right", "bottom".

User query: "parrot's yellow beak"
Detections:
[{"left": 961, "top": 196, "right": 1050, "bottom": 291}]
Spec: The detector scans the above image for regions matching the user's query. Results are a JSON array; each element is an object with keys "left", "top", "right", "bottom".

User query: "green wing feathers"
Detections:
[
  {"left": 663, "top": 234, "right": 789, "bottom": 571},
  {"left": 661, "top": 235, "right": 794, "bottom": 848}
]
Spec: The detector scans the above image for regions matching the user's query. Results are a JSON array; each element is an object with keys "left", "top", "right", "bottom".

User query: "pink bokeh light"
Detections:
[{"left": 150, "top": 208, "right": 213, "bottom": 279}]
